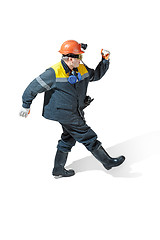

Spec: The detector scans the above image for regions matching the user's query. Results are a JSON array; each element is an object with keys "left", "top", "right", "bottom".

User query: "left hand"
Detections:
[
  {"left": 101, "top": 49, "right": 110, "bottom": 60},
  {"left": 19, "top": 107, "right": 30, "bottom": 118}
]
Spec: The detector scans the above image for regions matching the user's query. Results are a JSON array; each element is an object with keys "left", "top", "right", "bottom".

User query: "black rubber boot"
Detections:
[
  {"left": 52, "top": 150, "right": 75, "bottom": 177},
  {"left": 92, "top": 146, "right": 125, "bottom": 170}
]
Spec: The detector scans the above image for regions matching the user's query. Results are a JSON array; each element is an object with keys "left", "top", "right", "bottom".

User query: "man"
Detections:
[{"left": 20, "top": 40, "right": 125, "bottom": 177}]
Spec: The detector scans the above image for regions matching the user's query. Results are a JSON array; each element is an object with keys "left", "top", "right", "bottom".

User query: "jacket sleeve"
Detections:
[
  {"left": 22, "top": 68, "right": 56, "bottom": 108},
  {"left": 86, "top": 58, "right": 110, "bottom": 82}
]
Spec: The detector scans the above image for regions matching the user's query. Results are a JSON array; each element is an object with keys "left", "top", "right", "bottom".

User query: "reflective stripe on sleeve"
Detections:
[
  {"left": 36, "top": 76, "right": 51, "bottom": 90},
  {"left": 81, "top": 72, "right": 89, "bottom": 80}
]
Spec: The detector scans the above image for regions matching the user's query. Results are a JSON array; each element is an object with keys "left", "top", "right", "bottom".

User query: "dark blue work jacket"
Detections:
[{"left": 22, "top": 59, "right": 109, "bottom": 125}]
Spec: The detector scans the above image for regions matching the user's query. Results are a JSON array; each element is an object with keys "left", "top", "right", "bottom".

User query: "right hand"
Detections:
[
  {"left": 19, "top": 107, "right": 30, "bottom": 118},
  {"left": 101, "top": 49, "right": 110, "bottom": 60}
]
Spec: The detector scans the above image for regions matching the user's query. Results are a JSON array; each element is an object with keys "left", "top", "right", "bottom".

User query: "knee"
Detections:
[{"left": 57, "top": 139, "right": 76, "bottom": 152}]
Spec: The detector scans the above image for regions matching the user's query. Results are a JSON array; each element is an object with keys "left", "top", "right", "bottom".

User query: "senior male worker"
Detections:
[{"left": 20, "top": 40, "right": 125, "bottom": 177}]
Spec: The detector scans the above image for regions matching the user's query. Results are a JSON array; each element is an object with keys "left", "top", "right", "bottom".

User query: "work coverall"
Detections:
[{"left": 22, "top": 58, "right": 109, "bottom": 153}]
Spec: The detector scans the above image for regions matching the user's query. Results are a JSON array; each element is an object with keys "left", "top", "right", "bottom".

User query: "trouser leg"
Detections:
[
  {"left": 57, "top": 126, "right": 76, "bottom": 153},
  {"left": 61, "top": 123, "right": 101, "bottom": 152}
]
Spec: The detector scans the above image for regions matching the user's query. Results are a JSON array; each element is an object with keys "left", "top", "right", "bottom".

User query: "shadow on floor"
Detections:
[{"left": 67, "top": 131, "right": 160, "bottom": 178}]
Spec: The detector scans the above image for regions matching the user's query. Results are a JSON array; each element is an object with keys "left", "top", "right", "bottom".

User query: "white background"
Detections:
[{"left": 1, "top": 0, "right": 160, "bottom": 239}]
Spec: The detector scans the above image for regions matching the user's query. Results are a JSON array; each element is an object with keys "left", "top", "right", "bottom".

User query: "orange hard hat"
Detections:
[{"left": 59, "top": 40, "right": 84, "bottom": 55}]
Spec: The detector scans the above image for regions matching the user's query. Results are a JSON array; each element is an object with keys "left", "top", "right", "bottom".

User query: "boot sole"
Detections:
[
  {"left": 53, "top": 174, "right": 75, "bottom": 178},
  {"left": 52, "top": 171, "right": 75, "bottom": 177}
]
